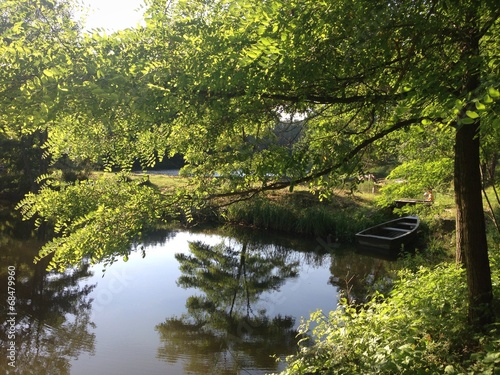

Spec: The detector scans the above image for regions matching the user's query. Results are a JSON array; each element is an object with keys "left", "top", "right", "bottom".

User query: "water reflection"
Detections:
[
  {"left": 0, "top": 225, "right": 395, "bottom": 374},
  {"left": 329, "top": 249, "right": 395, "bottom": 304},
  {"left": 156, "top": 239, "right": 303, "bottom": 374},
  {"left": 0, "top": 239, "right": 96, "bottom": 375}
]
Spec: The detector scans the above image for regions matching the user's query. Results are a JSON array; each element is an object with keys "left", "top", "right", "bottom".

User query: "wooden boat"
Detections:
[{"left": 355, "top": 216, "right": 420, "bottom": 253}]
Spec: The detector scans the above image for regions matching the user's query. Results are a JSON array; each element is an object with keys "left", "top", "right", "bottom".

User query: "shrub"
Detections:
[
  {"left": 377, "top": 158, "right": 454, "bottom": 208},
  {"left": 276, "top": 263, "right": 500, "bottom": 375}
]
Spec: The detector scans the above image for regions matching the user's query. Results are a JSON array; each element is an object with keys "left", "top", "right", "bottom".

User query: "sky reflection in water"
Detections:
[{"left": 1, "top": 229, "right": 392, "bottom": 374}]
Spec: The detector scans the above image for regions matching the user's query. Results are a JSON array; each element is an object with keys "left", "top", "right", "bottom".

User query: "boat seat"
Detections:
[
  {"left": 382, "top": 226, "right": 409, "bottom": 232},
  {"left": 398, "top": 222, "right": 416, "bottom": 227},
  {"left": 360, "top": 233, "right": 399, "bottom": 240}
]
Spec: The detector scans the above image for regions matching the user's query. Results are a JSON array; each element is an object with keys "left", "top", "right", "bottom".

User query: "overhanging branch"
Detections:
[
  {"left": 260, "top": 91, "right": 410, "bottom": 105},
  {"left": 207, "top": 116, "right": 431, "bottom": 202}
]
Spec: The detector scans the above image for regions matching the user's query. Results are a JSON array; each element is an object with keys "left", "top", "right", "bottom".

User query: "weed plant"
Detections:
[{"left": 276, "top": 251, "right": 500, "bottom": 374}]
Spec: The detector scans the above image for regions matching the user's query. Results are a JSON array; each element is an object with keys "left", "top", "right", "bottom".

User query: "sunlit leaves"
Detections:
[
  {"left": 16, "top": 175, "right": 165, "bottom": 271},
  {"left": 134, "top": 0, "right": 498, "bottom": 203},
  {"left": 279, "top": 264, "right": 470, "bottom": 374},
  {"left": 0, "top": 0, "right": 81, "bottom": 135},
  {"left": 377, "top": 158, "right": 454, "bottom": 208}
]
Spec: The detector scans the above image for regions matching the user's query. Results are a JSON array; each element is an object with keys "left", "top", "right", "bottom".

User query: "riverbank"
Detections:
[
  {"left": 3, "top": 170, "right": 460, "bottom": 261},
  {"left": 109, "top": 171, "right": 458, "bottom": 260},
  {"left": 223, "top": 191, "right": 389, "bottom": 240}
]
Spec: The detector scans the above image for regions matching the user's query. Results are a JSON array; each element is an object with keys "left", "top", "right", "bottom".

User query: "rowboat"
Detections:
[{"left": 355, "top": 216, "right": 420, "bottom": 253}]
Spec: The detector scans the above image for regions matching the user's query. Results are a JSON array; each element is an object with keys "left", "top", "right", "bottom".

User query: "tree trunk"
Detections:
[
  {"left": 453, "top": 6, "right": 495, "bottom": 327},
  {"left": 454, "top": 122, "right": 494, "bottom": 326}
]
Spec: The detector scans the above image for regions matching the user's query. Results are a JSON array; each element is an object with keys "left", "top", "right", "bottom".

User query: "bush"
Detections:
[
  {"left": 276, "top": 263, "right": 500, "bottom": 375},
  {"left": 377, "top": 158, "right": 454, "bottom": 208}
]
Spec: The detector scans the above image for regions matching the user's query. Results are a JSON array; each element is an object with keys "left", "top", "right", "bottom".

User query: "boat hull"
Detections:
[{"left": 355, "top": 216, "right": 420, "bottom": 254}]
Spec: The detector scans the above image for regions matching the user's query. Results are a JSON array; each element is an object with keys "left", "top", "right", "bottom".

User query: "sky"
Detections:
[{"left": 79, "top": 0, "right": 147, "bottom": 32}]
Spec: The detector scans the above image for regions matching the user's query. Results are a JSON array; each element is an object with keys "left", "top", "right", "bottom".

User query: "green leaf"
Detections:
[
  {"left": 483, "top": 94, "right": 493, "bottom": 104},
  {"left": 488, "top": 87, "right": 500, "bottom": 98},
  {"left": 460, "top": 117, "right": 475, "bottom": 125},
  {"left": 475, "top": 102, "right": 486, "bottom": 111},
  {"left": 444, "top": 365, "right": 455, "bottom": 374},
  {"left": 245, "top": 49, "right": 261, "bottom": 59},
  {"left": 465, "top": 110, "right": 479, "bottom": 119},
  {"left": 414, "top": 125, "right": 425, "bottom": 133},
  {"left": 40, "top": 102, "right": 49, "bottom": 114},
  {"left": 43, "top": 68, "right": 54, "bottom": 77}
]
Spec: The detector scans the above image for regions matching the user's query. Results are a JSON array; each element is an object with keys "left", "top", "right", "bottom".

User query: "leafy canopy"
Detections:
[{"left": 7, "top": 0, "right": 500, "bottom": 274}]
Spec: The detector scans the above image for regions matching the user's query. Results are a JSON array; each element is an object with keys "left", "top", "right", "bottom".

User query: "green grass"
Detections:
[
  {"left": 224, "top": 191, "right": 389, "bottom": 242},
  {"left": 89, "top": 171, "right": 191, "bottom": 193}
]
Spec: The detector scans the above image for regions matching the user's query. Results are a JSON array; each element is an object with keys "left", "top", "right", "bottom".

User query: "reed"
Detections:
[{"left": 224, "top": 196, "right": 386, "bottom": 241}]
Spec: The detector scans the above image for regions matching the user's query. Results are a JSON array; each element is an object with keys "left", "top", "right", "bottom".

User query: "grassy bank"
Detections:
[
  {"left": 102, "top": 172, "right": 459, "bottom": 253},
  {"left": 223, "top": 191, "right": 390, "bottom": 243}
]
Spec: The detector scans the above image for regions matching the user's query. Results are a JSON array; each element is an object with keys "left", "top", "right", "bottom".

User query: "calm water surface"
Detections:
[{"left": 0, "top": 228, "right": 394, "bottom": 374}]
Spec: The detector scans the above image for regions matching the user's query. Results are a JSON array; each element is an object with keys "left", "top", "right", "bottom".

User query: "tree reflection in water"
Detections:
[
  {"left": 0, "top": 239, "right": 96, "bottom": 375},
  {"left": 156, "top": 240, "right": 302, "bottom": 374},
  {"left": 328, "top": 249, "right": 397, "bottom": 304}
]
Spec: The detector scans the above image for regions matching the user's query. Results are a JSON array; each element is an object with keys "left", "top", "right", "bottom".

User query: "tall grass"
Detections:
[{"left": 224, "top": 197, "right": 387, "bottom": 242}]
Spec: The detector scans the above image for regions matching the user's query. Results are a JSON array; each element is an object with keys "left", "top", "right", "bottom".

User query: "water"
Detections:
[{"left": 0, "top": 228, "right": 394, "bottom": 374}]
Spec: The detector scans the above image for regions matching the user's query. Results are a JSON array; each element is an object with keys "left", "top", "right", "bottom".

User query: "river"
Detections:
[{"left": 0, "top": 226, "right": 395, "bottom": 374}]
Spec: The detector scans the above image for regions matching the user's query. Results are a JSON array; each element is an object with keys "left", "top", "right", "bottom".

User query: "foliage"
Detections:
[
  {"left": 15, "top": 175, "right": 165, "bottom": 271},
  {"left": 28, "top": 0, "right": 496, "bottom": 196},
  {"left": 225, "top": 195, "right": 387, "bottom": 241},
  {"left": 0, "top": 0, "right": 81, "bottom": 136},
  {"left": 377, "top": 157, "right": 454, "bottom": 207},
  {"left": 0, "top": 131, "right": 49, "bottom": 198},
  {"left": 0, "top": 0, "right": 83, "bottom": 197},
  {"left": 276, "top": 262, "right": 500, "bottom": 375},
  {"left": 3, "top": 0, "right": 499, "bottom": 326},
  {"left": 41, "top": 27, "right": 172, "bottom": 170}
]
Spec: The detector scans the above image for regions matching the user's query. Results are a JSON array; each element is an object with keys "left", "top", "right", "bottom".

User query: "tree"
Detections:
[
  {"left": 0, "top": 0, "right": 82, "bottom": 196},
  {"left": 137, "top": 0, "right": 499, "bottom": 326},
  {"left": 13, "top": 0, "right": 499, "bottom": 327}
]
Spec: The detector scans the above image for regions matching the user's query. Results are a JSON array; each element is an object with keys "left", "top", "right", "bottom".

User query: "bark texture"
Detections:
[{"left": 454, "top": 122, "right": 494, "bottom": 326}]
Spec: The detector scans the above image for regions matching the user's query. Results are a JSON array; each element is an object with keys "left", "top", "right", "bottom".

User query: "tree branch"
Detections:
[
  {"left": 260, "top": 91, "right": 410, "bottom": 105},
  {"left": 207, "top": 117, "right": 431, "bottom": 202}
]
